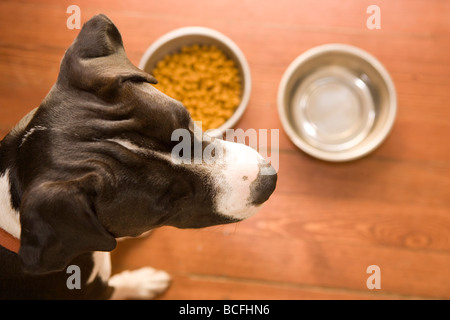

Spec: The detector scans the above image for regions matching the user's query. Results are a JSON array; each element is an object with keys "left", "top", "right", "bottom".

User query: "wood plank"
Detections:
[
  {"left": 275, "top": 152, "right": 450, "bottom": 208},
  {"left": 1, "top": 0, "right": 449, "bottom": 300},
  {"left": 222, "top": 194, "right": 450, "bottom": 253},
  {"left": 153, "top": 275, "right": 399, "bottom": 300},
  {"left": 111, "top": 226, "right": 450, "bottom": 299},
  {"left": 1, "top": 3, "right": 449, "bottom": 163},
  {"left": 4, "top": 0, "right": 447, "bottom": 37}
]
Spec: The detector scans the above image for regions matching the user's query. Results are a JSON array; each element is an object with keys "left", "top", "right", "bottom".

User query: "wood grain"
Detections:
[{"left": 1, "top": 0, "right": 449, "bottom": 299}]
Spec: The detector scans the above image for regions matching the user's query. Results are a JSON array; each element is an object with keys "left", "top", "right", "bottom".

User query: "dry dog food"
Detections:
[{"left": 152, "top": 44, "right": 242, "bottom": 130}]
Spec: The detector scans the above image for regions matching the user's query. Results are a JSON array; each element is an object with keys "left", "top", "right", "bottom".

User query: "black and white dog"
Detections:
[{"left": 0, "top": 15, "right": 277, "bottom": 299}]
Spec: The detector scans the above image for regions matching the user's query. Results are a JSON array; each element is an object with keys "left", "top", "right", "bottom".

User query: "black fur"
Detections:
[
  {"left": 0, "top": 249, "right": 112, "bottom": 299},
  {"left": 0, "top": 14, "right": 239, "bottom": 299}
]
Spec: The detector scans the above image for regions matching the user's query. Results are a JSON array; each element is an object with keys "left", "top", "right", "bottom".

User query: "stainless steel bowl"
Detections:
[
  {"left": 139, "top": 27, "right": 251, "bottom": 137},
  {"left": 278, "top": 44, "right": 397, "bottom": 161}
]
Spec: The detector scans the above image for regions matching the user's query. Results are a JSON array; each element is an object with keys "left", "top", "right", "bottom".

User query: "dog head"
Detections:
[{"left": 7, "top": 15, "right": 277, "bottom": 274}]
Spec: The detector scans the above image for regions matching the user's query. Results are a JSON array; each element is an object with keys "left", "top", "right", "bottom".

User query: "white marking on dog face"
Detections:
[
  {"left": 106, "top": 138, "right": 141, "bottom": 152},
  {"left": 212, "top": 140, "right": 265, "bottom": 220},
  {"left": 0, "top": 170, "right": 21, "bottom": 239},
  {"left": 107, "top": 136, "right": 269, "bottom": 221},
  {"left": 106, "top": 138, "right": 174, "bottom": 163}
]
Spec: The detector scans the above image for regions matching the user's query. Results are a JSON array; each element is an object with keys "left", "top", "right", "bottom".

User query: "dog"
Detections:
[{"left": 0, "top": 14, "right": 277, "bottom": 299}]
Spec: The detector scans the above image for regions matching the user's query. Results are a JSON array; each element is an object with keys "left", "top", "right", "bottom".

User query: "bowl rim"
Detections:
[
  {"left": 277, "top": 43, "right": 397, "bottom": 162},
  {"left": 139, "top": 26, "right": 252, "bottom": 137}
]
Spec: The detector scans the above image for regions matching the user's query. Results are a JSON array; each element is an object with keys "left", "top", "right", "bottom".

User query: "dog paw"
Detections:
[{"left": 109, "top": 267, "right": 171, "bottom": 300}]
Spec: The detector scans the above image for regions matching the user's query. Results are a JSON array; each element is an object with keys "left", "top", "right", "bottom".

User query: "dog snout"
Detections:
[{"left": 249, "top": 160, "right": 277, "bottom": 205}]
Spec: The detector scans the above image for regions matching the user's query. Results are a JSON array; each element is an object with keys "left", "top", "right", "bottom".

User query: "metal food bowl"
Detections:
[
  {"left": 278, "top": 44, "right": 397, "bottom": 161},
  {"left": 139, "top": 27, "right": 251, "bottom": 137}
]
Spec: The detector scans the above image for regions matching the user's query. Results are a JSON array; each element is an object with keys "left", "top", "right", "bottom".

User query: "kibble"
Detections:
[{"left": 152, "top": 44, "right": 242, "bottom": 131}]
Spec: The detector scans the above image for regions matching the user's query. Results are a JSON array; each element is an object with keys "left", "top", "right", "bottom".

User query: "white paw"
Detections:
[{"left": 109, "top": 267, "right": 171, "bottom": 300}]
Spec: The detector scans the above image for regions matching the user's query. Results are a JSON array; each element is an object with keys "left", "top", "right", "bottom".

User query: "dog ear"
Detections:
[
  {"left": 58, "top": 14, "right": 157, "bottom": 97},
  {"left": 18, "top": 180, "right": 117, "bottom": 275},
  {"left": 70, "top": 14, "right": 124, "bottom": 59}
]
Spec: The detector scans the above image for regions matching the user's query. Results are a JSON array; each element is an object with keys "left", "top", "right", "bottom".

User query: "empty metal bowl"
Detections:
[
  {"left": 278, "top": 44, "right": 397, "bottom": 161},
  {"left": 139, "top": 27, "right": 251, "bottom": 137}
]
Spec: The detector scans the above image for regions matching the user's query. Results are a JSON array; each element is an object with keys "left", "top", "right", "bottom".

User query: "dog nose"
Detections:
[{"left": 249, "top": 160, "right": 278, "bottom": 205}]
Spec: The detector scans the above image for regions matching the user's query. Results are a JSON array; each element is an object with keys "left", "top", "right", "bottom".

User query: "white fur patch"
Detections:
[
  {"left": 87, "top": 252, "right": 112, "bottom": 285},
  {"left": 106, "top": 138, "right": 174, "bottom": 163},
  {"left": 0, "top": 170, "right": 21, "bottom": 239},
  {"left": 106, "top": 138, "right": 142, "bottom": 153},
  {"left": 109, "top": 267, "right": 171, "bottom": 300},
  {"left": 107, "top": 137, "right": 265, "bottom": 221},
  {"left": 212, "top": 140, "right": 264, "bottom": 220}
]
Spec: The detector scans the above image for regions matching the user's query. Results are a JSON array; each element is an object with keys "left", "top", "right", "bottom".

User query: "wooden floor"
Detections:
[{"left": 1, "top": 0, "right": 449, "bottom": 299}]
